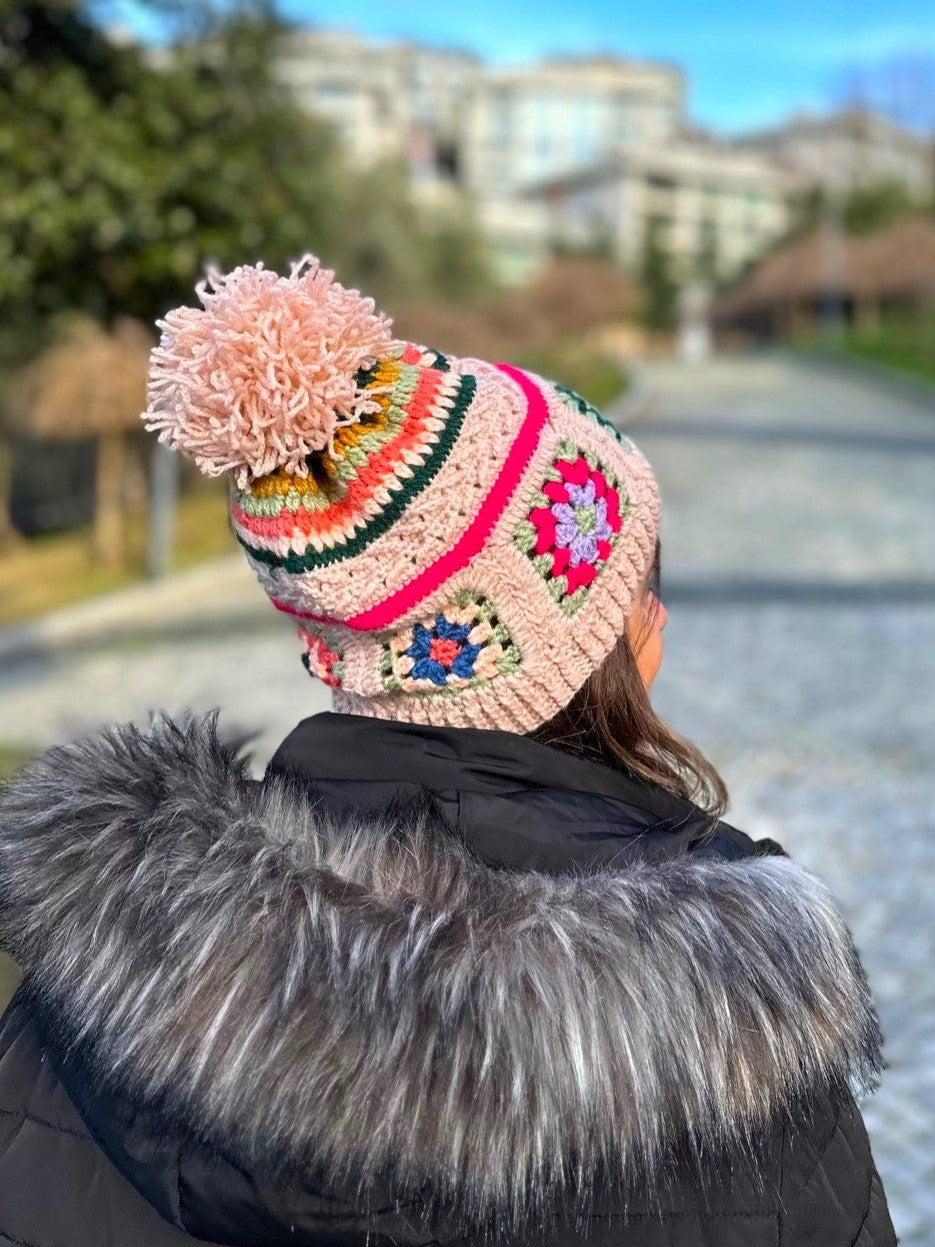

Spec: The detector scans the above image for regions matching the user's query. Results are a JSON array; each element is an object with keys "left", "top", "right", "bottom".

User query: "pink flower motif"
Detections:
[
  {"left": 299, "top": 628, "right": 342, "bottom": 687},
  {"left": 565, "top": 563, "right": 597, "bottom": 594},
  {"left": 555, "top": 457, "right": 590, "bottom": 486},
  {"left": 605, "top": 485, "right": 622, "bottom": 532},
  {"left": 552, "top": 486, "right": 612, "bottom": 567},
  {"left": 552, "top": 546, "right": 571, "bottom": 577},
  {"left": 542, "top": 480, "right": 569, "bottom": 504},
  {"left": 524, "top": 453, "right": 622, "bottom": 599}
]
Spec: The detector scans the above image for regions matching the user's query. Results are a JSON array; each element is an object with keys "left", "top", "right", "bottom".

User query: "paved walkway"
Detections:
[
  {"left": 633, "top": 355, "right": 935, "bottom": 1245},
  {"left": 0, "top": 556, "right": 331, "bottom": 763},
  {"left": 0, "top": 353, "right": 932, "bottom": 1240}
]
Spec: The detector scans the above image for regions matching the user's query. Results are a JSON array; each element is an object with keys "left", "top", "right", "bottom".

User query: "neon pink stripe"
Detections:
[{"left": 270, "top": 364, "right": 549, "bottom": 632}]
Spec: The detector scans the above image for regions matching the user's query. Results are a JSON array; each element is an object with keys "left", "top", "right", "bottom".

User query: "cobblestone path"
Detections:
[{"left": 635, "top": 355, "right": 935, "bottom": 1246}]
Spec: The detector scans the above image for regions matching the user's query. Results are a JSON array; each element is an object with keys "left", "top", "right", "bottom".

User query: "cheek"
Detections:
[
  {"left": 638, "top": 626, "right": 664, "bottom": 688},
  {"left": 626, "top": 602, "right": 665, "bottom": 689}
]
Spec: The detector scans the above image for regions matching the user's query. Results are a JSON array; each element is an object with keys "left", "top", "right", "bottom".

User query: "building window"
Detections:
[
  {"left": 315, "top": 81, "right": 352, "bottom": 100},
  {"left": 489, "top": 88, "right": 513, "bottom": 142},
  {"left": 614, "top": 93, "right": 632, "bottom": 141}
]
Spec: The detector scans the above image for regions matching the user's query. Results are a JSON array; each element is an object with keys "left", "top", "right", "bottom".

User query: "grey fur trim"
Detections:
[{"left": 0, "top": 713, "right": 881, "bottom": 1216}]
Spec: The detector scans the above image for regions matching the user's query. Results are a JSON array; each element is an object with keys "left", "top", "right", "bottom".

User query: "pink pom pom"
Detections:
[{"left": 142, "top": 256, "right": 396, "bottom": 485}]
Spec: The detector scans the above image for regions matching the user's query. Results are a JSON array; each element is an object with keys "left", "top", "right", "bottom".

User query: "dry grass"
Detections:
[
  {"left": 0, "top": 747, "right": 30, "bottom": 783},
  {"left": 0, "top": 485, "right": 232, "bottom": 626}
]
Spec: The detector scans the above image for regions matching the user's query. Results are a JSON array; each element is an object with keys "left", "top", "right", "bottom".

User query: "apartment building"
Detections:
[
  {"left": 460, "top": 56, "right": 684, "bottom": 200},
  {"left": 531, "top": 138, "right": 793, "bottom": 281},
  {"left": 275, "top": 30, "right": 932, "bottom": 286},
  {"left": 277, "top": 28, "right": 481, "bottom": 178},
  {"left": 275, "top": 37, "right": 688, "bottom": 279},
  {"left": 734, "top": 110, "right": 934, "bottom": 202}
]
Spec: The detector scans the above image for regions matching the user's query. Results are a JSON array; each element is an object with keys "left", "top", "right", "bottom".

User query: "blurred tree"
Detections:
[
  {"left": 325, "top": 160, "right": 490, "bottom": 306},
  {"left": 0, "top": 0, "right": 343, "bottom": 347},
  {"left": 8, "top": 317, "right": 152, "bottom": 567},
  {"left": 0, "top": 0, "right": 490, "bottom": 346},
  {"left": 640, "top": 214, "right": 678, "bottom": 331},
  {"left": 788, "top": 181, "right": 931, "bottom": 240},
  {"left": 787, "top": 185, "right": 825, "bottom": 238},
  {"left": 422, "top": 212, "right": 492, "bottom": 304},
  {"left": 0, "top": 0, "right": 491, "bottom": 550},
  {"left": 842, "top": 182, "right": 922, "bottom": 234}
]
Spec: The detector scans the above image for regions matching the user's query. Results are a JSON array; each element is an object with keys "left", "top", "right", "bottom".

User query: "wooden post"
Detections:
[
  {"left": 0, "top": 437, "right": 21, "bottom": 551},
  {"left": 146, "top": 441, "right": 179, "bottom": 579},
  {"left": 94, "top": 431, "right": 125, "bottom": 569}
]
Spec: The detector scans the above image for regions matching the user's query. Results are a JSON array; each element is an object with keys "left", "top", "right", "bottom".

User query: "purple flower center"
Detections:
[{"left": 551, "top": 486, "right": 612, "bottom": 566}]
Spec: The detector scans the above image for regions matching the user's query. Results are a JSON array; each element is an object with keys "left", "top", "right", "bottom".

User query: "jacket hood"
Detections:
[
  {"left": 0, "top": 714, "right": 882, "bottom": 1227},
  {"left": 268, "top": 711, "right": 770, "bottom": 871}
]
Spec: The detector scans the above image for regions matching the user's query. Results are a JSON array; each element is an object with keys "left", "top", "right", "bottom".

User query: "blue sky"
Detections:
[{"left": 105, "top": 0, "right": 935, "bottom": 134}]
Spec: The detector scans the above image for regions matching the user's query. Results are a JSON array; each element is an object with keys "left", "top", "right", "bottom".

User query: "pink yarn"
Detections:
[{"left": 143, "top": 256, "right": 396, "bottom": 485}]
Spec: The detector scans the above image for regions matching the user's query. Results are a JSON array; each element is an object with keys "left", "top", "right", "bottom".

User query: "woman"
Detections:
[{"left": 0, "top": 258, "right": 894, "bottom": 1246}]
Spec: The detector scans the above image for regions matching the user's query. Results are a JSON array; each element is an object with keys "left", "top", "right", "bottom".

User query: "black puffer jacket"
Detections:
[{"left": 0, "top": 712, "right": 895, "bottom": 1246}]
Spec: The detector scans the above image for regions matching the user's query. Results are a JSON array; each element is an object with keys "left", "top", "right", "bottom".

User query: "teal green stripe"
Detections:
[{"left": 237, "top": 372, "right": 477, "bottom": 573}]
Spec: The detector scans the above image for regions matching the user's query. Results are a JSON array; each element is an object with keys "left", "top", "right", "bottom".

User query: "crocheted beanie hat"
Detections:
[{"left": 144, "top": 257, "right": 660, "bottom": 733}]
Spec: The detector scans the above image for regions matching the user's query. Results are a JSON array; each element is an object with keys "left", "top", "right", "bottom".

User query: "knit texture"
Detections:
[{"left": 144, "top": 259, "right": 661, "bottom": 734}]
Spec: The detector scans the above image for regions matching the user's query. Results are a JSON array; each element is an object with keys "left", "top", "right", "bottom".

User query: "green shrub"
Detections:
[
  {"left": 515, "top": 346, "right": 630, "bottom": 409},
  {"left": 839, "top": 312, "right": 935, "bottom": 385}
]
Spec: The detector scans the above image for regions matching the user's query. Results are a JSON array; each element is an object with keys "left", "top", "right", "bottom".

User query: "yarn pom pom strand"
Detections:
[{"left": 142, "top": 256, "right": 396, "bottom": 486}]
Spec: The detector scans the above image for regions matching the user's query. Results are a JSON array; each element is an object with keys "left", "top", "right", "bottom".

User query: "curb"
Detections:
[
  {"left": 0, "top": 555, "right": 271, "bottom": 670},
  {"left": 608, "top": 361, "right": 655, "bottom": 430},
  {"left": 788, "top": 346, "right": 935, "bottom": 413}
]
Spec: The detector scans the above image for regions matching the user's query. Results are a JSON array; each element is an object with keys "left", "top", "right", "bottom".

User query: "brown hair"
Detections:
[{"left": 532, "top": 542, "right": 729, "bottom": 819}]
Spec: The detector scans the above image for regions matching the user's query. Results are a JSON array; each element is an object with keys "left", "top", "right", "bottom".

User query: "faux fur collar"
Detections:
[{"left": 0, "top": 714, "right": 881, "bottom": 1219}]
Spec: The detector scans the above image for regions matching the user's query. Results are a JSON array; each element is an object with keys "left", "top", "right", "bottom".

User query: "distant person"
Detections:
[{"left": 0, "top": 258, "right": 894, "bottom": 1245}]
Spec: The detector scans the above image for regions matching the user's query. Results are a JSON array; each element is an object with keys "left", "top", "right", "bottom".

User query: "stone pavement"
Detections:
[
  {"left": 633, "top": 355, "right": 935, "bottom": 1246},
  {"left": 0, "top": 353, "right": 932, "bottom": 1240}
]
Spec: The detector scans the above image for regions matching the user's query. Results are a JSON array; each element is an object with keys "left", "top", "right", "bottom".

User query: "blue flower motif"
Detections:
[
  {"left": 410, "top": 657, "right": 449, "bottom": 684},
  {"left": 449, "top": 642, "right": 482, "bottom": 677},
  {"left": 405, "top": 616, "right": 482, "bottom": 685},
  {"left": 406, "top": 623, "right": 435, "bottom": 660},
  {"left": 434, "top": 616, "right": 472, "bottom": 642}
]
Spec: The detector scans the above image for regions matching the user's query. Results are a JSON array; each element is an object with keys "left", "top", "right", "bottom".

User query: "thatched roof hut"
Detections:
[
  {"left": 8, "top": 317, "right": 151, "bottom": 441},
  {"left": 852, "top": 218, "right": 935, "bottom": 302},
  {"left": 715, "top": 216, "right": 935, "bottom": 336},
  {"left": 7, "top": 317, "right": 153, "bottom": 566}
]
